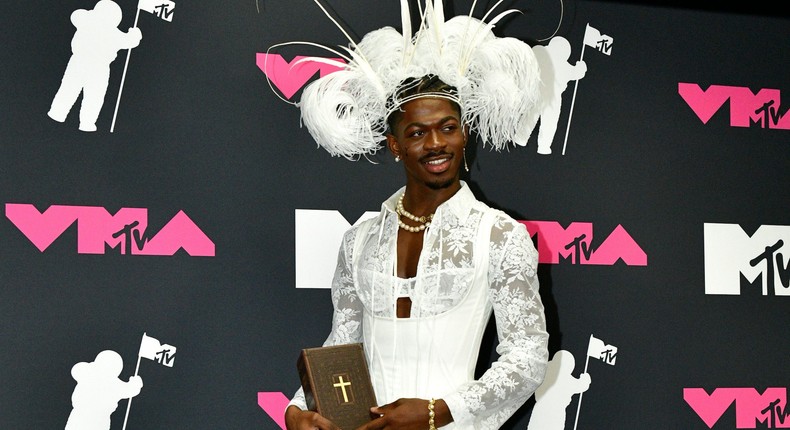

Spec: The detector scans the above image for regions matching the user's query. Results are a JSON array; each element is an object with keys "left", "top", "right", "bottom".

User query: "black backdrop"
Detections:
[{"left": 1, "top": 1, "right": 788, "bottom": 429}]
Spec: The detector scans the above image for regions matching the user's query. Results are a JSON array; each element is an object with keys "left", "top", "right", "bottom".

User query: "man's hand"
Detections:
[
  {"left": 285, "top": 405, "right": 340, "bottom": 430},
  {"left": 356, "top": 398, "right": 451, "bottom": 430}
]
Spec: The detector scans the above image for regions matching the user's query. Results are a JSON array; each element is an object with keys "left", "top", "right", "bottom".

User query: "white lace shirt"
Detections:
[{"left": 289, "top": 182, "right": 549, "bottom": 429}]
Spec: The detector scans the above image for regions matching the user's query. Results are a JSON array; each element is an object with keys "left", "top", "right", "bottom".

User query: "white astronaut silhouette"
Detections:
[
  {"left": 64, "top": 350, "right": 143, "bottom": 430},
  {"left": 527, "top": 350, "right": 591, "bottom": 430},
  {"left": 48, "top": 0, "right": 141, "bottom": 132},
  {"left": 520, "top": 37, "right": 587, "bottom": 155}
]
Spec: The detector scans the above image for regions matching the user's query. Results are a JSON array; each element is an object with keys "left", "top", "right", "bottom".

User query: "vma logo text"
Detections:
[
  {"left": 521, "top": 221, "right": 647, "bottom": 266},
  {"left": 679, "top": 83, "right": 790, "bottom": 130},
  {"left": 295, "top": 211, "right": 647, "bottom": 289},
  {"left": 704, "top": 223, "right": 790, "bottom": 296},
  {"left": 6, "top": 204, "right": 215, "bottom": 256},
  {"left": 685, "top": 387, "right": 790, "bottom": 428}
]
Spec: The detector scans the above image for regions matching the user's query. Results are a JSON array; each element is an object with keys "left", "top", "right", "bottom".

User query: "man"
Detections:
[
  {"left": 285, "top": 75, "right": 549, "bottom": 430},
  {"left": 273, "top": 2, "right": 549, "bottom": 427}
]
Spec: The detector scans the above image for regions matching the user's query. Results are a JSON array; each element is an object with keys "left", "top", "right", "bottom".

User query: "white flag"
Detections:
[
  {"left": 138, "top": 0, "right": 176, "bottom": 22},
  {"left": 587, "top": 334, "right": 617, "bottom": 365},
  {"left": 583, "top": 24, "right": 613, "bottom": 55},
  {"left": 138, "top": 333, "right": 177, "bottom": 367}
]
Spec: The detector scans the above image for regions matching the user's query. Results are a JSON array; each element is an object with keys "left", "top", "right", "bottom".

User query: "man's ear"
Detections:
[{"left": 386, "top": 133, "right": 401, "bottom": 158}]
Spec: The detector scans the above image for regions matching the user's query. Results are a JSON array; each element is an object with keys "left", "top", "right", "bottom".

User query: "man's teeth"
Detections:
[{"left": 427, "top": 158, "right": 447, "bottom": 165}]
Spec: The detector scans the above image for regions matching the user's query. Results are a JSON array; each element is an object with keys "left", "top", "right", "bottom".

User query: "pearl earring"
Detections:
[{"left": 395, "top": 156, "right": 401, "bottom": 162}]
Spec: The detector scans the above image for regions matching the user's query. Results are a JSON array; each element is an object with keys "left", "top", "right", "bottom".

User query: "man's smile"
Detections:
[{"left": 422, "top": 154, "right": 453, "bottom": 173}]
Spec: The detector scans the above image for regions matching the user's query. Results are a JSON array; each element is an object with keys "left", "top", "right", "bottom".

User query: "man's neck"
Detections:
[{"left": 401, "top": 180, "right": 462, "bottom": 217}]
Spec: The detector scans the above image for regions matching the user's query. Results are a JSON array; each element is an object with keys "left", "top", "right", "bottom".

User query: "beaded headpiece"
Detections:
[{"left": 269, "top": 0, "right": 543, "bottom": 160}]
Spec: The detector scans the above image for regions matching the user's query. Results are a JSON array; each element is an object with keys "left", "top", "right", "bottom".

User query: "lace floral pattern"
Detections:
[{"left": 289, "top": 183, "right": 548, "bottom": 429}]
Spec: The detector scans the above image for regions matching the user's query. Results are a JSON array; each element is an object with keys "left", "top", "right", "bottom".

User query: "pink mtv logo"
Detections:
[
  {"left": 5, "top": 204, "right": 214, "bottom": 256},
  {"left": 684, "top": 387, "right": 790, "bottom": 428},
  {"left": 678, "top": 83, "right": 790, "bottom": 129},
  {"left": 520, "top": 221, "right": 647, "bottom": 266},
  {"left": 257, "top": 53, "right": 345, "bottom": 100}
]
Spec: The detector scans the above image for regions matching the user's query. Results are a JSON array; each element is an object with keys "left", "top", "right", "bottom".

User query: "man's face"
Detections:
[{"left": 387, "top": 97, "right": 467, "bottom": 191}]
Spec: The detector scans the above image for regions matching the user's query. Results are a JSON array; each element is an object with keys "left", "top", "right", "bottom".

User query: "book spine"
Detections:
[{"left": 296, "top": 350, "right": 318, "bottom": 413}]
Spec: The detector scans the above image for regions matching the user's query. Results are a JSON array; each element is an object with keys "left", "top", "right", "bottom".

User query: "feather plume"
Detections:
[{"left": 270, "top": 0, "right": 544, "bottom": 158}]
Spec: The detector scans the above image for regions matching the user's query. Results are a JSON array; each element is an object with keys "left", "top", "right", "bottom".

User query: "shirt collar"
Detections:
[{"left": 382, "top": 181, "right": 476, "bottom": 223}]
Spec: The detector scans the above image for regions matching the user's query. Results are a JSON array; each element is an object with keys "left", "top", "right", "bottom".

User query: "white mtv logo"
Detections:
[
  {"left": 295, "top": 209, "right": 378, "bottom": 289},
  {"left": 704, "top": 223, "right": 790, "bottom": 295}
]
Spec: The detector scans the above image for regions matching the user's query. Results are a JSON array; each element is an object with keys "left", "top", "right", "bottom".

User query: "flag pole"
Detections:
[
  {"left": 110, "top": 6, "right": 142, "bottom": 133},
  {"left": 572, "top": 334, "right": 593, "bottom": 430},
  {"left": 561, "top": 23, "right": 589, "bottom": 155},
  {"left": 121, "top": 333, "right": 145, "bottom": 430}
]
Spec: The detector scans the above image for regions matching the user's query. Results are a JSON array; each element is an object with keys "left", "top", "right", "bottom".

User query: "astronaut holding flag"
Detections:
[
  {"left": 63, "top": 350, "right": 143, "bottom": 430},
  {"left": 47, "top": 0, "right": 143, "bottom": 132}
]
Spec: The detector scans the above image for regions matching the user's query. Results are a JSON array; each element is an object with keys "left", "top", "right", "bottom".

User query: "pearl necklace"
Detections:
[{"left": 396, "top": 193, "right": 434, "bottom": 233}]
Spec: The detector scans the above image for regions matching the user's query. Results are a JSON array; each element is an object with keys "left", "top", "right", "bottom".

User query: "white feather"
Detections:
[{"left": 271, "top": 0, "right": 544, "bottom": 158}]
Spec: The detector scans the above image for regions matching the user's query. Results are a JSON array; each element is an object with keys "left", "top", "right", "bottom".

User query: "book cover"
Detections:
[{"left": 297, "top": 343, "right": 378, "bottom": 429}]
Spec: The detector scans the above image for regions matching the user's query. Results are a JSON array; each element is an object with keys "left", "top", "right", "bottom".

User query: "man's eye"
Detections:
[{"left": 409, "top": 130, "right": 425, "bottom": 137}]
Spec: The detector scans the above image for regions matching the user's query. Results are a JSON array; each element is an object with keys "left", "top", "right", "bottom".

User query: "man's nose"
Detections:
[{"left": 424, "top": 130, "right": 445, "bottom": 151}]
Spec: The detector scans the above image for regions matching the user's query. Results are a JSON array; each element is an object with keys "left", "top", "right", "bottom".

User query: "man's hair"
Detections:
[{"left": 386, "top": 75, "right": 461, "bottom": 134}]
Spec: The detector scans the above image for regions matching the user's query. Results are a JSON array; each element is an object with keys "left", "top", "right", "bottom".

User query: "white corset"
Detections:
[{"left": 355, "top": 204, "right": 496, "bottom": 429}]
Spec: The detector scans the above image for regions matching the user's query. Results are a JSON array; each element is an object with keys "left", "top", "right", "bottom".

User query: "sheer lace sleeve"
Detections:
[
  {"left": 287, "top": 226, "right": 365, "bottom": 410},
  {"left": 444, "top": 216, "right": 549, "bottom": 429},
  {"left": 324, "top": 226, "right": 365, "bottom": 346}
]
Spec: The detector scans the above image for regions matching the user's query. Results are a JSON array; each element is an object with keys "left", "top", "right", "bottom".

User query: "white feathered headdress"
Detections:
[{"left": 269, "top": 0, "right": 542, "bottom": 160}]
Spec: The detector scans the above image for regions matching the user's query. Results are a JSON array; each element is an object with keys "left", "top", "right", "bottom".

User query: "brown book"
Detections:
[{"left": 297, "top": 343, "right": 378, "bottom": 429}]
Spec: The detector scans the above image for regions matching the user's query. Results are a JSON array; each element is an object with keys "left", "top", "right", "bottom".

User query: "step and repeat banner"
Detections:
[{"left": 1, "top": 1, "right": 787, "bottom": 429}]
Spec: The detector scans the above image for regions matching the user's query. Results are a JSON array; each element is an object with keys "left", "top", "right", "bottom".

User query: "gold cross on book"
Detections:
[{"left": 333, "top": 375, "right": 352, "bottom": 402}]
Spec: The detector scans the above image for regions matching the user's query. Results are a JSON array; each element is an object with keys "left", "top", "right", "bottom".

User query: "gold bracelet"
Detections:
[{"left": 428, "top": 398, "right": 436, "bottom": 430}]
